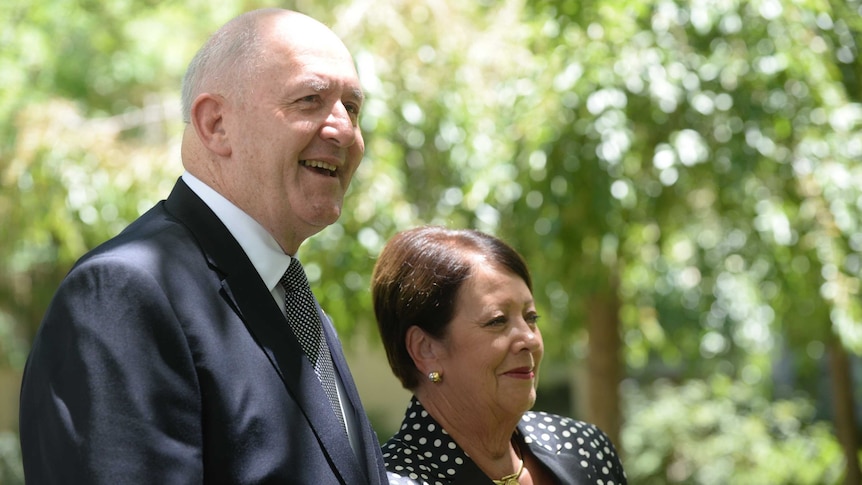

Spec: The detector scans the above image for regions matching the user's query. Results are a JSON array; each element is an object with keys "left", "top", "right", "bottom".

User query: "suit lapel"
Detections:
[
  {"left": 163, "top": 179, "right": 366, "bottom": 484},
  {"left": 222, "top": 275, "right": 361, "bottom": 482},
  {"left": 320, "top": 312, "right": 388, "bottom": 485}
]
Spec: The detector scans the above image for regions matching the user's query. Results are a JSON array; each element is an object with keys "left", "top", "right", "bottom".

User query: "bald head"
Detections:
[
  {"left": 178, "top": 8, "right": 365, "bottom": 252},
  {"left": 180, "top": 9, "right": 346, "bottom": 124}
]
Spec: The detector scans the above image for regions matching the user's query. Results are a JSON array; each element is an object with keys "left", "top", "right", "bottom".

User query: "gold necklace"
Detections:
[{"left": 491, "top": 440, "right": 524, "bottom": 485}]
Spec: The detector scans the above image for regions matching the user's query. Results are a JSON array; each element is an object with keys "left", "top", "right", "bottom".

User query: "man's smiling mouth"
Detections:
[{"left": 301, "top": 159, "right": 337, "bottom": 177}]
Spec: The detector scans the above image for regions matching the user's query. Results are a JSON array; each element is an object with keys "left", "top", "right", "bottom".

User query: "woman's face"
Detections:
[{"left": 434, "top": 258, "right": 544, "bottom": 417}]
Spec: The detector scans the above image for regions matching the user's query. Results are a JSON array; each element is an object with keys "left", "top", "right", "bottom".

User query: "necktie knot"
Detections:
[{"left": 280, "top": 258, "right": 309, "bottom": 294}]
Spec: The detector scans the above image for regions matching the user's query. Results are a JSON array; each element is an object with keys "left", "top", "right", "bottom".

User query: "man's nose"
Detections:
[{"left": 320, "top": 102, "right": 356, "bottom": 147}]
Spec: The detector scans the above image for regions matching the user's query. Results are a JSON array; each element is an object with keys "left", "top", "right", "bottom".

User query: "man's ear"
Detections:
[
  {"left": 405, "top": 325, "right": 442, "bottom": 374},
  {"left": 189, "top": 93, "right": 231, "bottom": 157}
]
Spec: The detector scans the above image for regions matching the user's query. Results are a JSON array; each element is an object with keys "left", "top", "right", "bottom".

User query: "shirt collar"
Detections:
[{"left": 182, "top": 171, "right": 293, "bottom": 291}]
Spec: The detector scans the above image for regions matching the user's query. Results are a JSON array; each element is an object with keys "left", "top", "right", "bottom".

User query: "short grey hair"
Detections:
[{"left": 180, "top": 9, "right": 284, "bottom": 123}]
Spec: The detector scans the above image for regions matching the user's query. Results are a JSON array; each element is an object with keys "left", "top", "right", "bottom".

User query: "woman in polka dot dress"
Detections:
[{"left": 372, "top": 226, "right": 627, "bottom": 485}]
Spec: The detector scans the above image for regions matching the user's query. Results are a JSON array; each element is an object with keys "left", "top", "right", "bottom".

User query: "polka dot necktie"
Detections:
[{"left": 280, "top": 258, "right": 346, "bottom": 434}]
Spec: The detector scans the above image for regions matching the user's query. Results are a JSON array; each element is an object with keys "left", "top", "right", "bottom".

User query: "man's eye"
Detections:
[{"left": 344, "top": 103, "right": 360, "bottom": 115}]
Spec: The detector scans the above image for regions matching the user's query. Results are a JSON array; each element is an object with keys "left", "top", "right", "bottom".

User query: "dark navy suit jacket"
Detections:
[{"left": 19, "top": 178, "right": 388, "bottom": 484}]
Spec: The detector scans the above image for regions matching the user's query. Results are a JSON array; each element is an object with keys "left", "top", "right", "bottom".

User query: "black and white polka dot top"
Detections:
[{"left": 382, "top": 397, "right": 627, "bottom": 485}]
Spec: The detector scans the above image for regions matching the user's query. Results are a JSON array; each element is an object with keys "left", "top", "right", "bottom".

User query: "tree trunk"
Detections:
[
  {"left": 827, "top": 339, "right": 861, "bottom": 485},
  {"left": 586, "top": 273, "right": 623, "bottom": 451}
]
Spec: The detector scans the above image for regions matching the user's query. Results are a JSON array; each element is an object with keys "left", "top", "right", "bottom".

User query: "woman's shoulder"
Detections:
[
  {"left": 519, "top": 411, "right": 627, "bottom": 483},
  {"left": 385, "top": 470, "right": 429, "bottom": 485},
  {"left": 382, "top": 397, "right": 472, "bottom": 485},
  {"left": 382, "top": 433, "right": 464, "bottom": 485},
  {"left": 519, "top": 410, "right": 615, "bottom": 453}
]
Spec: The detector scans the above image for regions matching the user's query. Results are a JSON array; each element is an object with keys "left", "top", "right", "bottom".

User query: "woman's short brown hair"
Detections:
[{"left": 371, "top": 226, "right": 533, "bottom": 389}]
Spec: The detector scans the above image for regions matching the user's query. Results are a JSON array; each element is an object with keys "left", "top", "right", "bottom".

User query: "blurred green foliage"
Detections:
[
  {"left": 623, "top": 375, "right": 847, "bottom": 484},
  {"left": 1, "top": 0, "right": 861, "bottom": 483},
  {"left": 0, "top": 431, "right": 22, "bottom": 484}
]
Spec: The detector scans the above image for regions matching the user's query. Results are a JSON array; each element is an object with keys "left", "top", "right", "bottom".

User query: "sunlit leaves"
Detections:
[
  {"left": 0, "top": 0, "right": 859, "bottom": 481},
  {"left": 623, "top": 376, "right": 845, "bottom": 483}
]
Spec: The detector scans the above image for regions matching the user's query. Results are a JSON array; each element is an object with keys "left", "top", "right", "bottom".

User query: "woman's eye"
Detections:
[
  {"left": 526, "top": 313, "right": 541, "bottom": 325},
  {"left": 485, "top": 316, "right": 507, "bottom": 327}
]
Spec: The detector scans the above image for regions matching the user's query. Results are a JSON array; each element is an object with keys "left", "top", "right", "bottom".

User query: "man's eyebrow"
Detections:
[
  {"left": 297, "top": 77, "right": 363, "bottom": 103},
  {"left": 299, "top": 77, "right": 330, "bottom": 92},
  {"left": 350, "top": 88, "right": 365, "bottom": 104}
]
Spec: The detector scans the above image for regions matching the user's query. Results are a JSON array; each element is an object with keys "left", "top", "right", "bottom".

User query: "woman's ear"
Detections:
[
  {"left": 189, "top": 93, "right": 231, "bottom": 157},
  {"left": 405, "top": 326, "right": 441, "bottom": 374}
]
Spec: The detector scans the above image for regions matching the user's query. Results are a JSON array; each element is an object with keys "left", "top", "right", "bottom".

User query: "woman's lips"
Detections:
[{"left": 503, "top": 367, "right": 535, "bottom": 379}]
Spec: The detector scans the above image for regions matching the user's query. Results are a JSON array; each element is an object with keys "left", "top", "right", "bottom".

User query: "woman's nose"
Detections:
[{"left": 515, "top": 321, "right": 542, "bottom": 352}]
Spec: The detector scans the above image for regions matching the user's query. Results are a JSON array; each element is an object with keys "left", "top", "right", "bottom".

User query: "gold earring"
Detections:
[{"left": 428, "top": 371, "right": 442, "bottom": 383}]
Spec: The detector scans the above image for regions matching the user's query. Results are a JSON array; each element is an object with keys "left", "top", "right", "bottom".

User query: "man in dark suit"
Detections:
[{"left": 19, "top": 8, "right": 388, "bottom": 484}]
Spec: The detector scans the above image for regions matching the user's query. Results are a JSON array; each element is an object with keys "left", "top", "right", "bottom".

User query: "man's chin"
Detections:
[{"left": 305, "top": 209, "right": 342, "bottom": 232}]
